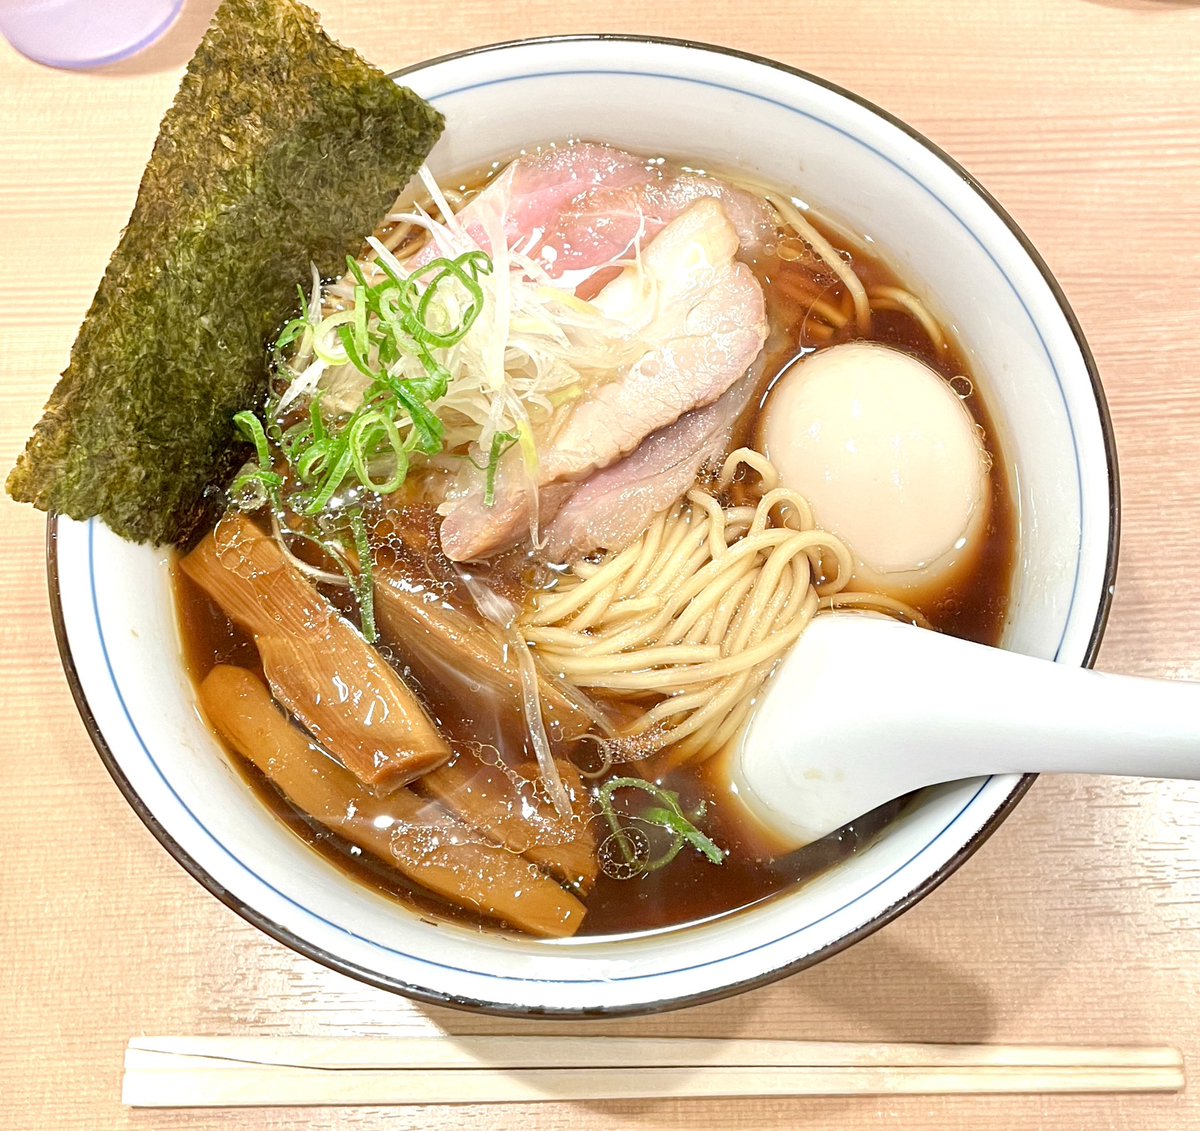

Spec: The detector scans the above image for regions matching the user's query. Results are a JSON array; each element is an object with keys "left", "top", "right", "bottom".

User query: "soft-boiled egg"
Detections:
[{"left": 760, "top": 341, "right": 989, "bottom": 599}]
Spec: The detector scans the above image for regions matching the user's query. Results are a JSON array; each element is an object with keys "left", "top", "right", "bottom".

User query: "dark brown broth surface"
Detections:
[{"left": 175, "top": 158, "right": 1016, "bottom": 938}]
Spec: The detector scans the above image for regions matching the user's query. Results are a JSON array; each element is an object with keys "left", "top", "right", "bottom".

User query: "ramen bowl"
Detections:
[{"left": 49, "top": 36, "right": 1118, "bottom": 1015}]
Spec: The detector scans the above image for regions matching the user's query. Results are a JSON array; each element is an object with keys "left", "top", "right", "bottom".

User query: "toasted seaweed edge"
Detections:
[{"left": 6, "top": 0, "right": 444, "bottom": 547}]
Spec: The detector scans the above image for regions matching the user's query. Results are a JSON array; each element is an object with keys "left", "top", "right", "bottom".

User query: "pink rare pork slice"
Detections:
[{"left": 409, "top": 141, "right": 774, "bottom": 293}]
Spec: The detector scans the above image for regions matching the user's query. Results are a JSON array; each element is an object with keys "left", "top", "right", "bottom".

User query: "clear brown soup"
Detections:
[{"left": 175, "top": 181, "right": 1016, "bottom": 938}]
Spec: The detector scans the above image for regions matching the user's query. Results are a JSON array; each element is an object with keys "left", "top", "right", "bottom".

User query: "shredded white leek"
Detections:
[
  {"left": 455, "top": 569, "right": 574, "bottom": 820},
  {"left": 273, "top": 164, "right": 648, "bottom": 508}
]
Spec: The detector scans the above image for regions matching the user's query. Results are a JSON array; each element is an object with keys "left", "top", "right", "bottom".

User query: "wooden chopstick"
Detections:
[{"left": 122, "top": 1037, "right": 1184, "bottom": 1107}]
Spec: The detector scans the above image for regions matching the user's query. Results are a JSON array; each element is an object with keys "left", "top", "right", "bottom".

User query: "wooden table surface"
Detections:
[{"left": 3, "top": 1, "right": 1199, "bottom": 1127}]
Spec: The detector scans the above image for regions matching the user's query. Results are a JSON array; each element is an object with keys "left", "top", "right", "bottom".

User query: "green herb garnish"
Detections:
[
  {"left": 228, "top": 246, "right": 493, "bottom": 637},
  {"left": 596, "top": 777, "right": 725, "bottom": 876},
  {"left": 347, "top": 507, "right": 377, "bottom": 643},
  {"left": 270, "top": 250, "right": 491, "bottom": 515},
  {"left": 229, "top": 410, "right": 284, "bottom": 511},
  {"left": 457, "top": 428, "right": 518, "bottom": 507},
  {"left": 483, "top": 431, "right": 518, "bottom": 507}
]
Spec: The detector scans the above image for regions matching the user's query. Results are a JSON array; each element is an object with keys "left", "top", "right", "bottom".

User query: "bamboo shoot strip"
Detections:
[
  {"left": 198, "top": 667, "right": 586, "bottom": 938},
  {"left": 182, "top": 514, "right": 450, "bottom": 791},
  {"left": 372, "top": 565, "right": 600, "bottom": 887},
  {"left": 374, "top": 562, "right": 595, "bottom": 740},
  {"left": 418, "top": 755, "right": 598, "bottom": 892}
]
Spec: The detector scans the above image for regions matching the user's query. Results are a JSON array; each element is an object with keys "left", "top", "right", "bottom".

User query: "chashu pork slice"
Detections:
[
  {"left": 439, "top": 198, "right": 769, "bottom": 562},
  {"left": 406, "top": 142, "right": 653, "bottom": 272},
  {"left": 537, "top": 170, "right": 777, "bottom": 297},
  {"left": 540, "top": 373, "right": 757, "bottom": 560},
  {"left": 542, "top": 318, "right": 791, "bottom": 560},
  {"left": 408, "top": 142, "right": 773, "bottom": 298}
]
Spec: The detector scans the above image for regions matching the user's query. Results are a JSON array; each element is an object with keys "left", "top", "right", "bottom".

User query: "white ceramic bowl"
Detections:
[{"left": 49, "top": 36, "right": 1118, "bottom": 1015}]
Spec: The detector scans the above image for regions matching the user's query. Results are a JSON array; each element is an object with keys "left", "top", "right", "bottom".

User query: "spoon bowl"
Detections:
[{"left": 731, "top": 613, "right": 1194, "bottom": 850}]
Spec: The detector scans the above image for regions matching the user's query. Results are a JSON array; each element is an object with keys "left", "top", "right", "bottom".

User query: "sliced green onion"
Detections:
[
  {"left": 348, "top": 507, "right": 377, "bottom": 643},
  {"left": 301, "top": 441, "right": 354, "bottom": 516},
  {"left": 229, "top": 411, "right": 283, "bottom": 511},
  {"left": 312, "top": 310, "right": 356, "bottom": 363},
  {"left": 596, "top": 777, "right": 724, "bottom": 874},
  {"left": 233, "top": 410, "right": 272, "bottom": 468},
  {"left": 348, "top": 408, "right": 409, "bottom": 494},
  {"left": 483, "top": 430, "right": 517, "bottom": 507},
  {"left": 393, "top": 384, "right": 444, "bottom": 454},
  {"left": 337, "top": 322, "right": 374, "bottom": 378},
  {"left": 352, "top": 285, "right": 368, "bottom": 351},
  {"left": 244, "top": 247, "right": 496, "bottom": 632},
  {"left": 414, "top": 261, "right": 484, "bottom": 347},
  {"left": 345, "top": 254, "right": 371, "bottom": 292},
  {"left": 643, "top": 800, "right": 724, "bottom": 864}
]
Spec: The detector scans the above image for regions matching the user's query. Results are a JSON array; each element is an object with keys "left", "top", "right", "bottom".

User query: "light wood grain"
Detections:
[
  {"left": 117, "top": 1038, "right": 1187, "bottom": 1107},
  {"left": 121, "top": 1064, "right": 1187, "bottom": 1108},
  {"left": 3, "top": 1, "right": 1200, "bottom": 1128},
  {"left": 122, "top": 1034, "right": 1187, "bottom": 1070}
]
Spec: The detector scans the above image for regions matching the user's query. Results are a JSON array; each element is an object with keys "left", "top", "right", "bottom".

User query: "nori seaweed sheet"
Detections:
[{"left": 6, "top": 0, "right": 443, "bottom": 546}]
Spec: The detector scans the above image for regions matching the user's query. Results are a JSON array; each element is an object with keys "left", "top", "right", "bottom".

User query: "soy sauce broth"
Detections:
[{"left": 174, "top": 170, "right": 1017, "bottom": 939}]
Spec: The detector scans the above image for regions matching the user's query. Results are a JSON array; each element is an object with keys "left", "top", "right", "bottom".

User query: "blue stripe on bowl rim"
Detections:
[{"left": 57, "top": 40, "right": 1115, "bottom": 1012}]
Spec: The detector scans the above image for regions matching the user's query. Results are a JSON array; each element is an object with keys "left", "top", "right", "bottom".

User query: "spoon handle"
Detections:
[{"left": 938, "top": 636, "right": 1200, "bottom": 781}]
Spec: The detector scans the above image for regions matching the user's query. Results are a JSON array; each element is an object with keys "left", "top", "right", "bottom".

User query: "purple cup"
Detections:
[{"left": 0, "top": 0, "right": 183, "bottom": 69}]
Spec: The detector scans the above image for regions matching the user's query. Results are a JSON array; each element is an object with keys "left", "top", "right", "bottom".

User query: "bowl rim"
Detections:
[{"left": 45, "top": 32, "right": 1120, "bottom": 1017}]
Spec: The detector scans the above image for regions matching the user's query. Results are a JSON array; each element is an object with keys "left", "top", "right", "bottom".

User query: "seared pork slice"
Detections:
[
  {"left": 409, "top": 143, "right": 773, "bottom": 297},
  {"left": 539, "top": 172, "right": 777, "bottom": 297},
  {"left": 541, "top": 374, "right": 757, "bottom": 560},
  {"left": 407, "top": 142, "right": 652, "bottom": 270},
  {"left": 200, "top": 666, "right": 586, "bottom": 939},
  {"left": 440, "top": 198, "right": 768, "bottom": 561},
  {"left": 181, "top": 513, "right": 451, "bottom": 792},
  {"left": 438, "top": 476, "right": 572, "bottom": 569},
  {"left": 547, "top": 200, "right": 764, "bottom": 468}
]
